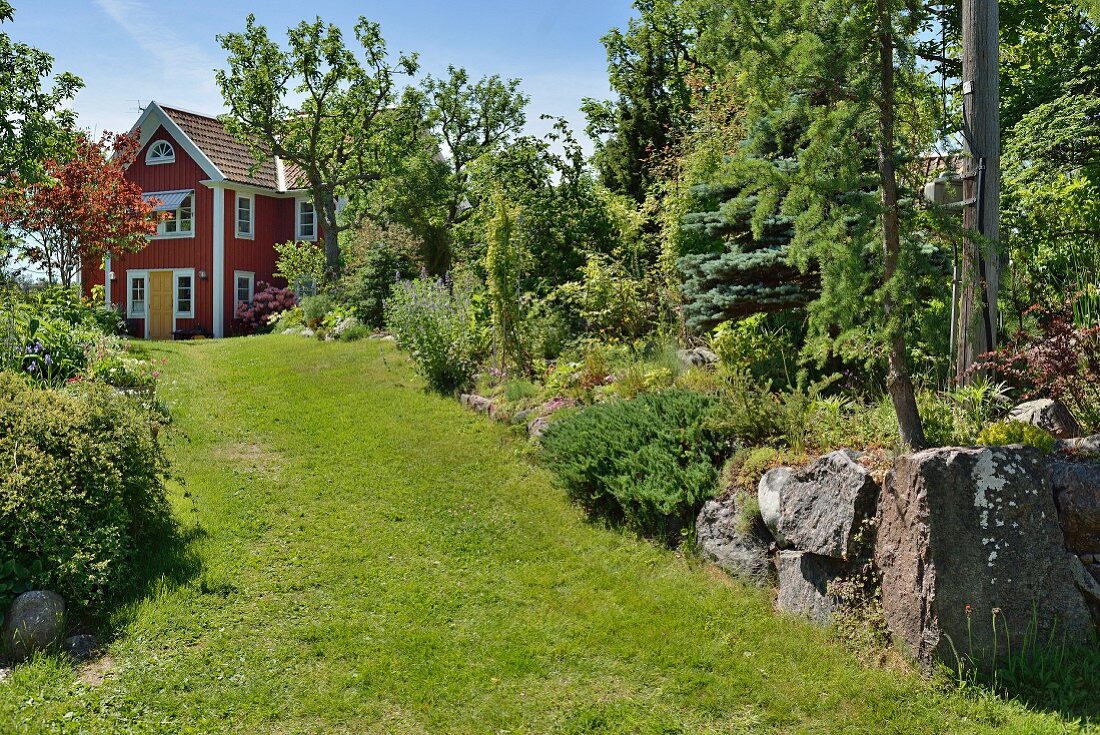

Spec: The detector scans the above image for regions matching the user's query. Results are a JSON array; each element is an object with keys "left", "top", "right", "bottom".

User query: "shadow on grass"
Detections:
[{"left": 97, "top": 521, "right": 207, "bottom": 638}]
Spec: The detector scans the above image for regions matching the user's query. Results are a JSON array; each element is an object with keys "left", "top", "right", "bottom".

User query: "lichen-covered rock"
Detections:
[
  {"left": 876, "top": 447, "right": 1094, "bottom": 670},
  {"left": 757, "top": 451, "right": 878, "bottom": 560},
  {"left": 1049, "top": 460, "right": 1100, "bottom": 553},
  {"left": 776, "top": 551, "right": 850, "bottom": 624},
  {"left": 1009, "top": 399, "right": 1081, "bottom": 439},
  {"left": 696, "top": 493, "right": 774, "bottom": 586},
  {"left": 1057, "top": 435, "right": 1100, "bottom": 457},
  {"left": 3, "top": 591, "right": 65, "bottom": 661}
]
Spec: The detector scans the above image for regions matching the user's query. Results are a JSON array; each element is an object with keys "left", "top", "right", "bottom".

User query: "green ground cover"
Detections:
[{"left": 0, "top": 335, "right": 1092, "bottom": 734}]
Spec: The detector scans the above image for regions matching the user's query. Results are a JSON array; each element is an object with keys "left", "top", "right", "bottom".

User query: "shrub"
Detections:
[
  {"left": 235, "top": 282, "right": 297, "bottom": 335},
  {"left": 274, "top": 240, "right": 327, "bottom": 297},
  {"left": 299, "top": 293, "right": 334, "bottom": 330},
  {"left": 0, "top": 373, "right": 172, "bottom": 616},
  {"left": 385, "top": 272, "right": 485, "bottom": 394},
  {"left": 541, "top": 390, "right": 728, "bottom": 544},
  {"left": 974, "top": 301, "right": 1100, "bottom": 433},
  {"left": 336, "top": 224, "right": 418, "bottom": 327},
  {"left": 0, "top": 286, "right": 117, "bottom": 385},
  {"left": 977, "top": 421, "right": 1056, "bottom": 453}
]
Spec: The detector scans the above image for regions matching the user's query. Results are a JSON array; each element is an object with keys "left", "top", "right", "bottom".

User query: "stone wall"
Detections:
[{"left": 697, "top": 440, "right": 1100, "bottom": 671}]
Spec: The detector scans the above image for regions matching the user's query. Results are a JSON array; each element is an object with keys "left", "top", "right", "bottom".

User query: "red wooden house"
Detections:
[{"left": 82, "top": 101, "right": 316, "bottom": 339}]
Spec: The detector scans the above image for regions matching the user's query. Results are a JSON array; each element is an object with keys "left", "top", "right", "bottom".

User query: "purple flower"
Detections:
[
  {"left": 26, "top": 361, "right": 37, "bottom": 374},
  {"left": 44, "top": 354, "right": 53, "bottom": 366}
]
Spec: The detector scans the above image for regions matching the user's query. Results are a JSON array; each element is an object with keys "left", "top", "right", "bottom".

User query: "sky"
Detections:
[{"left": 8, "top": 0, "right": 635, "bottom": 146}]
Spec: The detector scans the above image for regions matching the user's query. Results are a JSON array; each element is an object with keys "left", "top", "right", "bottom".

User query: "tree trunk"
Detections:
[
  {"left": 318, "top": 190, "right": 341, "bottom": 281},
  {"left": 877, "top": 0, "right": 927, "bottom": 450}
]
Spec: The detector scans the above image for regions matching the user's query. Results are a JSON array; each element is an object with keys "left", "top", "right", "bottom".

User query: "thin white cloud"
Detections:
[{"left": 92, "top": 0, "right": 222, "bottom": 99}]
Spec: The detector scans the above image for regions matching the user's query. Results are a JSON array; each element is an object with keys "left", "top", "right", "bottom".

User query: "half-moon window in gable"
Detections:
[{"left": 146, "top": 140, "right": 175, "bottom": 165}]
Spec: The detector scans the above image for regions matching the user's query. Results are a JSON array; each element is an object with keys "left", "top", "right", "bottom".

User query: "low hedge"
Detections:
[
  {"left": 541, "top": 389, "right": 728, "bottom": 544},
  {"left": 0, "top": 373, "right": 171, "bottom": 618}
]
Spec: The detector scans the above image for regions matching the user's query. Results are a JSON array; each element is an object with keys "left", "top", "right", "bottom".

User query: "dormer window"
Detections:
[{"left": 146, "top": 140, "right": 175, "bottom": 165}]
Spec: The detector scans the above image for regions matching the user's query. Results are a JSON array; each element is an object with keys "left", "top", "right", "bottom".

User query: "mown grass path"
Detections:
[{"left": 0, "top": 336, "right": 1091, "bottom": 733}]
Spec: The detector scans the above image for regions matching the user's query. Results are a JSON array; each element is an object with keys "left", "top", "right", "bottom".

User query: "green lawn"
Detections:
[{"left": 0, "top": 335, "right": 1092, "bottom": 733}]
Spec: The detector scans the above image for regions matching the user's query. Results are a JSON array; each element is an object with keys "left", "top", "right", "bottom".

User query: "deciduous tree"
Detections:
[
  {"left": 0, "top": 131, "right": 158, "bottom": 287},
  {"left": 216, "top": 14, "right": 421, "bottom": 279}
]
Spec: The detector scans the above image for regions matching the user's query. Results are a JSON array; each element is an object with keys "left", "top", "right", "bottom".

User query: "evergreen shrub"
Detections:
[{"left": 540, "top": 389, "right": 727, "bottom": 544}]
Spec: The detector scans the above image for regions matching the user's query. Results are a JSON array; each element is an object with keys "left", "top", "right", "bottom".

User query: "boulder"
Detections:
[
  {"left": 332, "top": 316, "right": 361, "bottom": 338},
  {"left": 1049, "top": 460, "right": 1100, "bottom": 553},
  {"left": 757, "top": 467, "right": 791, "bottom": 546},
  {"left": 757, "top": 451, "right": 878, "bottom": 560},
  {"left": 1009, "top": 399, "right": 1081, "bottom": 439},
  {"left": 2, "top": 591, "right": 65, "bottom": 661},
  {"left": 1057, "top": 434, "right": 1100, "bottom": 458},
  {"left": 527, "top": 416, "right": 552, "bottom": 440},
  {"left": 62, "top": 634, "right": 98, "bottom": 662},
  {"left": 696, "top": 493, "right": 775, "bottom": 586},
  {"left": 776, "top": 551, "right": 850, "bottom": 624},
  {"left": 876, "top": 447, "right": 1094, "bottom": 670},
  {"left": 460, "top": 394, "right": 495, "bottom": 417},
  {"left": 677, "top": 347, "right": 719, "bottom": 369}
]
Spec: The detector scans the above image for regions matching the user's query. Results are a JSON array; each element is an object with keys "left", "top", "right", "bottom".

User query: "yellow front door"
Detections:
[{"left": 148, "top": 271, "right": 174, "bottom": 340}]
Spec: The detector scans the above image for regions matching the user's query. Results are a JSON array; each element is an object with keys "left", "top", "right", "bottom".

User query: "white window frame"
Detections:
[
  {"left": 154, "top": 191, "right": 195, "bottom": 239},
  {"left": 146, "top": 140, "right": 176, "bottom": 165},
  {"left": 234, "top": 270, "right": 255, "bottom": 309},
  {"left": 127, "top": 271, "right": 148, "bottom": 318},
  {"left": 296, "top": 197, "right": 317, "bottom": 241},
  {"left": 174, "top": 269, "right": 195, "bottom": 318},
  {"left": 235, "top": 192, "right": 254, "bottom": 239}
]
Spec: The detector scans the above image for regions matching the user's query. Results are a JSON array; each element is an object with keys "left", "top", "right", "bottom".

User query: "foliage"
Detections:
[
  {"left": 677, "top": 181, "right": 817, "bottom": 331},
  {"left": 485, "top": 194, "right": 527, "bottom": 371},
  {"left": 541, "top": 389, "right": 727, "bottom": 544},
  {"left": 384, "top": 271, "right": 484, "bottom": 394},
  {"left": 977, "top": 421, "right": 1056, "bottom": 453},
  {"left": 336, "top": 222, "right": 420, "bottom": 328},
  {"left": 298, "top": 294, "right": 334, "bottom": 331},
  {"left": 463, "top": 120, "right": 618, "bottom": 294},
  {"left": 1002, "top": 92, "right": 1100, "bottom": 316},
  {"left": 0, "top": 372, "right": 171, "bottom": 616},
  {"left": 0, "top": 286, "right": 121, "bottom": 386},
  {"left": 0, "top": 2, "right": 82, "bottom": 185},
  {"left": 216, "top": 14, "right": 421, "bottom": 276},
  {"left": 710, "top": 314, "right": 797, "bottom": 387},
  {"left": 0, "top": 131, "right": 158, "bottom": 287},
  {"left": 974, "top": 301, "right": 1100, "bottom": 433},
  {"left": 274, "top": 240, "right": 327, "bottom": 297},
  {"left": 235, "top": 282, "right": 297, "bottom": 335},
  {"left": 582, "top": 0, "right": 694, "bottom": 201},
  {"left": 0, "top": 558, "right": 40, "bottom": 626},
  {"left": 563, "top": 254, "right": 653, "bottom": 340}
]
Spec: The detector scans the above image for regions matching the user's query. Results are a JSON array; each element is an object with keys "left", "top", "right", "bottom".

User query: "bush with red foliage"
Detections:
[
  {"left": 973, "top": 301, "right": 1100, "bottom": 432},
  {"left": 235, "top": 282, "right": 297, "bottom": 335}
]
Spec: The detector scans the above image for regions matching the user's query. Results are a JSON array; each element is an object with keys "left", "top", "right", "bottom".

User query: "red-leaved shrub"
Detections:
[
  {"left": 974, "top": 301, "right": 1100, "bottom": 432},
  {"left": 235, "top": 282, "right": 297, "bottom": 334}
]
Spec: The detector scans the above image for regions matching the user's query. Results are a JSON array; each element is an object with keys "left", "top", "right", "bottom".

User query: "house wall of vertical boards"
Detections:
[{"left": 82, "top": 101, "right": 320, "bottom": 339}]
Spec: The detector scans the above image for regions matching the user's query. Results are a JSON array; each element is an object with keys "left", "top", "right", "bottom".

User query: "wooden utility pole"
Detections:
[{"left": 955, "top": 0, "right": 1001, "bottom": 381}]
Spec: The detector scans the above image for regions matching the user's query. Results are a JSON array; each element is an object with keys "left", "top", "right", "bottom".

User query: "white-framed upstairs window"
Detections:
[
  {"left": 296, "top": 198, "right": 316, "bottom": 241},
  {"left": 235, "top": 271, "right": 255, "bottom": 308},
  {"left": 127, "top": 272, "right": 147, "bottom": 318},
  {"left": 153, "top": 191, "right": 194, "bottom": 238},
  {"left": 175, "top": 270, "right": 194, "bottom": 318},
  {"left": 146, "top": 140, "right": 175, "bottom": 165},
  {"left": 235, "top": 192, "right": 254, "bottom": 239}
]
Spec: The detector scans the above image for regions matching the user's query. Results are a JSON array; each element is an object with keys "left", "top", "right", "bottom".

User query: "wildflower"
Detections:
[
  {"left": 44, "top": 354, "right": 53, "bottom": 366},
  {"left": 965, "top": 604, "right": 972, "bottom": 618},
  {"left": 26, "top": 361, "right": 37, "bottom": 373}
]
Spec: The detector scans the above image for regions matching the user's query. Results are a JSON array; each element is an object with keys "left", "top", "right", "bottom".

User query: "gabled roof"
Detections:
[{"left": 130, "top": 101, "right": 307, "bottom": 193}]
